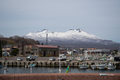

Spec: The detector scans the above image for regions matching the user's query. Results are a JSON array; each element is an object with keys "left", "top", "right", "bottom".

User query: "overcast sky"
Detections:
[{"left": 0, "top": 0, "right": 120, "bottom": 43}]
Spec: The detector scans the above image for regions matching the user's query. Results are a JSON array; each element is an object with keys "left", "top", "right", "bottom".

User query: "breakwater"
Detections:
[
  {"left": 0, "top": 73, "right": 120, "bottom": 80},
  {"left": 0, "top": 61, "right": 120, "bottom": 69}
]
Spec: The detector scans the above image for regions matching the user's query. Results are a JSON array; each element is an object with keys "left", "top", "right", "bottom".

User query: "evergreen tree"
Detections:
[{"left": 10, "top": 48, "right": 19, "bottom": 56}]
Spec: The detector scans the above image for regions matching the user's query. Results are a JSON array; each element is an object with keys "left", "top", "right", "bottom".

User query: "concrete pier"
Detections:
[{"left": 0, "top": 60, "right": 120, "bottom": 69}]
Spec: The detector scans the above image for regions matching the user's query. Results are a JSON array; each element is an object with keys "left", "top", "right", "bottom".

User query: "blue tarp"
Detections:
[{"left": 30, "top": 64, "right": 35, "bottom": 67}]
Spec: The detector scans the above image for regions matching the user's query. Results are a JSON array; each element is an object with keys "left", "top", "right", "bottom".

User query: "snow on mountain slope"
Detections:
[{"left": 25, "top": 29, "right": 104, "bottom": 43}]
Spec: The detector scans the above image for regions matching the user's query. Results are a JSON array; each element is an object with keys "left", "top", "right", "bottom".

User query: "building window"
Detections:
[
  {"left": 31, "top": 53, "right": 34, "bottom": 55},
  {"left": 39, "top": 49, "right": 41, "bottom": 51},
  {"left": 26, "top": 52, "right": 30, "bottom": 54},
  {"left": 26, "top": 45, "right": 32, "bottom": 50},
  {"left": 4, "top": 48, "right": 6, "bottom": 50}
]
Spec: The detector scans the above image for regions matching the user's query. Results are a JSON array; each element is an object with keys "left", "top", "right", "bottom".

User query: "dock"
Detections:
[{"left": 0, "top": 60, "right": 120, "bottom": 69}]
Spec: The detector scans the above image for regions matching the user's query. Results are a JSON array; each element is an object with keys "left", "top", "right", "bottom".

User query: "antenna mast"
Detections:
[{"left": 46, "top": 34, "right": 48, "bottom": 45}]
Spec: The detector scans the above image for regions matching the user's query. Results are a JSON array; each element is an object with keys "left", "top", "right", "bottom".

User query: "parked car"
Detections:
[
  {"left": 17, "top": 57, "right": 23, "bottom": 61},
  {"left": 26, "top": 55, "right": 35, "bottom": 61},
  {"left": 49, "top": 57, "right": 55, "bottom": 61}
]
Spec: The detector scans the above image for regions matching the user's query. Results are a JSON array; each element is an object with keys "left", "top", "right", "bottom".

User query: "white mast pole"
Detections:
[{"left": 59, "top": 47, "right": 61, "bottom": 73}]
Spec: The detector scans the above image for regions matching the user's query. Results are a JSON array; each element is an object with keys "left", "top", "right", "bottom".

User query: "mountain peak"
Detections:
[
  {"left": 40, "top": 29, "right": 51, "bottom": 33},
  {"left": 69, "top": 29, "right": 83, "bottom": 32},
  {"left": 41, "top": 29, "right": 48, "bottom": 32},
  {"left": 76, "top": 28, "right": 83, "bottom": 32}
]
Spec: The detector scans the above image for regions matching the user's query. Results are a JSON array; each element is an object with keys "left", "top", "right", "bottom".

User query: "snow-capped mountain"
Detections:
[
  {"left": 25, "top": 29, "right": 103, "bottom": 42},
  {"left": 24, "top": 29, "right": 119, "bottom": 49}
]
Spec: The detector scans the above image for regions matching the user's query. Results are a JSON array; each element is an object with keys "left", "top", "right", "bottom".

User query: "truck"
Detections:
[
  {"left": 58, "top": 54, "right": 67, "bottom": 61},
  {"left": 26, "top": 55, "right": 36, "bottom": 61}
]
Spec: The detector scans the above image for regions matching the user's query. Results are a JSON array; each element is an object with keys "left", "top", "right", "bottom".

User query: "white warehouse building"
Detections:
[{"left": 84, "top": 49, "right": 111, "bottom": 56}]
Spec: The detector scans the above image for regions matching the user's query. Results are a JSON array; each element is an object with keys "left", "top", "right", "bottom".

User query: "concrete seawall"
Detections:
[
  {"left": 0, "top": 60, "right": 120, "bottom": 69},
  {"left": 0, "top": 73, "right": 120, "bottom": 80}
]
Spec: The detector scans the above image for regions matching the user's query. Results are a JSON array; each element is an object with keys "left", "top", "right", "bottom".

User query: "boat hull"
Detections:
[
  {"left": 96, "top": 65, "right": 105, "bottom": 70},
  {"left": 79, "top": 65, "right": 87, "bottom": 69},
  {"left": 107, "top": 65, "right": 115, "bottom": 70},
  {"left": 91, "top": 65, "right": 97, "bottom": 70}
]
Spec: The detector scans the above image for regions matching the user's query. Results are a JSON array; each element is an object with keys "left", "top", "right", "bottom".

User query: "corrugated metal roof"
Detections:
[
  {"left": 18, "top": 44, "right": 58, "bottom": 48},
  {"left": 3, "top": 45, "right": 13, "bottom": 48},
  {"left": 35, "top": 45, "right": 58, "bottom": 48}
]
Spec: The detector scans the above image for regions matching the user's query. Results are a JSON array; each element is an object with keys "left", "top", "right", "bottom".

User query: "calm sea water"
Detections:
[{"left": 0, "top": 67, "right": 120, "bottom": 74}]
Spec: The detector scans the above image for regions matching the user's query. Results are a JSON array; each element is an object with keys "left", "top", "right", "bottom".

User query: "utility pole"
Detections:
[
  {"left": 4, "top": 51, "right": 8, "bottom": 74},
  {"left": 22, "top": 41, "right": 24, "bottom": 56},
  {"left": 0, "top": 40, "right": 2, "bottom": 57}
]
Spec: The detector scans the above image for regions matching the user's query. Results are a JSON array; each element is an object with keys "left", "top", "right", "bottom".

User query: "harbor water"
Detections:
[{"left": 0, "top": 67, "right": 120, "bottom": 74}]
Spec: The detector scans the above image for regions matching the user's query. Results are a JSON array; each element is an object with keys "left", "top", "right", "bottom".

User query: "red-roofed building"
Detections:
[{"left": 18, "top": 44, "right": 59, "bottom": 57}]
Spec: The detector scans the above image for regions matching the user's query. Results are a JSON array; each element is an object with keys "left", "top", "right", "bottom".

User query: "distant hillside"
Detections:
[{"left": 0, "top": 36, "right": 40, "bottom": 46}]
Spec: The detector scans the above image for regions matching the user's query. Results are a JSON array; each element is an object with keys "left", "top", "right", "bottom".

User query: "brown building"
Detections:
[
  {"left": 19, "top": 44, "right": 59, "bottom": 57},
  {"left": 2, "top": 45, "right": 18, "bottom": 56}
]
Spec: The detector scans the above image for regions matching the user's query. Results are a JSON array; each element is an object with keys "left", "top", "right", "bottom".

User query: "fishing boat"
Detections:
[
  {"left": 91, "top": 62, "right": 100, "bottom": 70},
  {"left": 79, "top": 63, "right": 88, "bottom": 69},
  {"left": 96, "top": 63, "right": 106, "bottom": 70},
  {"left": 91, "top": 64, "right": 97, "bottom": 70},
  {"left": 77, "top": 57, "right": 84, "bottom": 62},
  {"left": 107, "top": 62, "right": 115, "bottom": 70}
]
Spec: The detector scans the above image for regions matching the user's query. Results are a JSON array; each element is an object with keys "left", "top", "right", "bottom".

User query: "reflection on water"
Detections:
[{"left": 0, "top": 67, "right": 120, "bottom": 74}]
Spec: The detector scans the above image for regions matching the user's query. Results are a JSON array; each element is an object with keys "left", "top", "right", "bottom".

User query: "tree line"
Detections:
[{"left": 0, "top": 35, "right": 44, "bottom": 56}]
